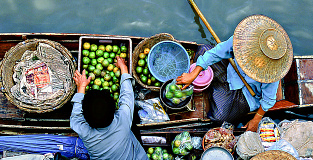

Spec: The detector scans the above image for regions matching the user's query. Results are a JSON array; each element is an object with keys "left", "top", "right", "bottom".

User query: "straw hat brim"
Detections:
[
  {"left": 233, "top": 15, "right": 293, "bottom": 83},
  {"left": 251, "top": 150, "right": 297, "bottom": 160}
]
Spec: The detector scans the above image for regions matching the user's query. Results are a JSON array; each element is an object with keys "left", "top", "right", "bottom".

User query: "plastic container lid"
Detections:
[
  {"left": 189, "top": 63, "right": 213, "bottom": 87},
  {"left": 201, "top": 147, "right": 234, "bottom": 160}
]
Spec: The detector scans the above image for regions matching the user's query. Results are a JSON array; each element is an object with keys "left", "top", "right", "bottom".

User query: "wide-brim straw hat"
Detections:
[
  {"left": 233, "top": 14, "right": 293, "bottom": 83},
  {"left": 251, "top": 150, "right": 297, "bottom": 160}
]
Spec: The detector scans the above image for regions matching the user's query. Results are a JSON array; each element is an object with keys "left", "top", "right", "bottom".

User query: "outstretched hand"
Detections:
[
  {"left": 242, "top": 117, "right": 261, "bottom": 132},
  {"left": 73, "top": 69, "right": 91, "bottom": 94},
  {"left": 115, "top": 56, "right": 128, "bottom": 74},
  {"left": 176, "top": 73, "right": 194, "bottom": 90}
]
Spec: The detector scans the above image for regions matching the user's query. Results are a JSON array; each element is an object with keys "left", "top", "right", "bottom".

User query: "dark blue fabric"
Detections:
[
  {"left": 0, "top": 134, "right": 89, "bottom": 160},
  {"left": 196, "top": 44, "right": 250, "bottom": 123}
]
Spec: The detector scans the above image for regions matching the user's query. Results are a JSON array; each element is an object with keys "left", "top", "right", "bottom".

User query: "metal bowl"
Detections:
[
  {"left": 159, "top": 79, "right": 192, "bottom": 110},
  {"left": 200, "top": 147, "right": 234, "bottom": 160}
]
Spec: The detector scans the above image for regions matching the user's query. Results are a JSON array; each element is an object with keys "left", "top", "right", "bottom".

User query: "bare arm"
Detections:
[{"left": 176, "top": 65, "right": 203, "bottom": 90}]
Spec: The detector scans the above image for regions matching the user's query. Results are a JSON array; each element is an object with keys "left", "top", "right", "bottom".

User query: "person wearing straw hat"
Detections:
[
  {"left": 176, "top": 15, "right": 293, "bottom": 132},
  {"left": 70, "top": 56, "right": 148, "bottom": 160}
]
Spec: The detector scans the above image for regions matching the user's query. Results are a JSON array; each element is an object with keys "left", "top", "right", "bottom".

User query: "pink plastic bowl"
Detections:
[{"left": 189, "top": 63, "right": 214, "bottom": 93}]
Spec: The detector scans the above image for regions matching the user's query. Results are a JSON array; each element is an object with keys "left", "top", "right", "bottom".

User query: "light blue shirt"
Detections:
[
  {"left": 70, "top": 74, "right": 148, "bottom": 160},
  {"left": 196, "top": 36, "right": 279, "bottom": 112}
]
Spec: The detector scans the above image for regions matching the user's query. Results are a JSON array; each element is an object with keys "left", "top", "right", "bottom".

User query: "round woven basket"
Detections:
[
  {"left": 132, "top": 33, "right": 176, "bottom": 91},
  {"left": 0, "top": 39, "right": 77, "bottom": 113}
]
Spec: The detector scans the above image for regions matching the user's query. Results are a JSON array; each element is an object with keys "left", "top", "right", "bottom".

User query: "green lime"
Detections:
[
  {"left": 107, "top": 58, "right": 113, "bottom": 64},
  {"left": 112, "top": 76, "right": 118, "bottom": 83},
  {"left": 113, "top": 93, "right": 119, "bottom": 100},
  {"left": 104, "top": 74, "right": 111, "bottom": 81},
  {"left": 100, "top": 78, "right": 105, "bottom": 83},
  {"left": 120, "top": 46, "right": 127, "bottom": 52},
  {"left": 90, "top": 59, "right": 97, "bottom": 66},
  {"left": 95, "top": 63, "right": 103, "bottom": 70},
  {"left": 88, "top": 65, "right": 95, "bottom": 72},
  {"left": 120, "top": 53, "right": 127, "bottom": 58},
  {"left": 165, "top": 91, "right": 174, "bottom": 99},
  {"left": 102, "top": 81, "right": 109, "bottom": 87},
  {"left": 97, "top": 57, "right": 105, "bottom": 64},
  {"left": 115, "top": 70, "right": 121, "bottom": 78},
  {"left": 109, "top": 71, "right": 115, "bottom": 77},
  {"left": 180, "top": 149, "right": 188, "bottom": 156},
  {"left": 82, "top": 57, "right": 90, "bottom": 64},
  {"left": 101, "top": 71, "right": 106, "bottom": 77},
  {"left": 111, "top": 84, "right": 118, "bottom": 92},
  {"left": 174, "top": 140, "right": 181, "bottom": 147},
  {"left": 88, "top": 73, "right": 95, "bottom": 80},
  {"left": 82, "top": 64, "right": 88, "bottom": 69},
  {"left": 163, "top": 153, "right": 169, "bottom": 159},
  {"left": 96, "top": 50, "right": 104, "bottom": 57},
  {"left": 151, "top": 153, "right": 158, "bottom": 160},
  {"left": 112, "top": 45, "right": 119, "bottom": 53},
  {"left": 94, "top": 78, "right": 102, "bottom": 86},
  {"left": 186, "top": 142, "right": 193, "bottom": 150},
  {"left": 172, "top": 148, "right": 180, "bottom": 155},
  {"left": 162, "top": 149, "right": 168, "bottom": 153},
  {"left": 110, "top": 52, "right": 116, "bottom": 59},
  {"left": 102, "top": 59, "right": 110, "bottom": 67},
  {"left": 90, "top": 44, "right": 97, "bottom": 52},
  {"left": 151, "top": 77, "right": 156, "bottom": 82},
  {"left": 92, "top": 84, "right": 100, "bottom": 90},
  {"left": 90, "top": 81, "right": 94, "bottom": 85},
  {"left": 154, "top": 82, "right": 161, "bottom": 87},
  {"left": 85, "top": 85, "right": 89, "bottom": 91},
  {"left": 98, "top": 45, "right": 105, "bottom": 51},
  {"left": 108, "top": 81, "right": 113, "bottom": 86},
  {"left": 143, "top": 68, "right": 149, "bottom": 75},
  {"left": 107, "top": 64, "right": 114, "bottom": 71},
  {"left": 89, "top": 52, "right": 96, "bottom": 59},
  {"left": 84, "top": 70, "right": 88, "bottom": 76},
  {"left": 82, "top": 50, "right": 89, "bottom": 57},
  {"left": 169, "top": 84, "right": 177, "bottom": 92},
  {"left": 138, "top": 59, "right": 145, "bottom": 67},
  {"left": 103, "top": 52, "right": 110, "bottom": 58},
  {"left": 141, "top": 75, "right": 147, "bottom": 84},
  {"left": 136, "top": 66, "right": 143, "bottom": 74},
  {"left": 174, "top": 90, "right": 183, "bottom": 98},
  {"left": 172, "top": 97, "right": 181, "bottom": 104},
  {"left": 93, "top": 69, "right": 101, "bottom": 76},
  {"left": 147, "top": 147, "right": 154, "bottom": 155},
  {"left": 139, "top": 53, "right": 146, "bottom": 59},
  {"left": 187, "top": 89, "right": 193, "bottom": 96},
  {"left": 154, "top": 147, "right": 162, "bottom": 154},
  {"left": 105, "top": 45, "right": 113, "bottom": 52},
  {"left": 83, "top": 42, "right": 90, "bottom": 50},
  {"left": 147, "top": 79, "right": 151, "bottom": 86}
]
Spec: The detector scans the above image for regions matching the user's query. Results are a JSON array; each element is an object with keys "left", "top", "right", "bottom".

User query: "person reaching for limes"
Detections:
[{"left": 71, "top": 56, "right": 148, "bottom": 160}]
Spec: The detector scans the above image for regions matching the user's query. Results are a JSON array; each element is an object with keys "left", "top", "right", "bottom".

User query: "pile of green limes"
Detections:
[
  {"left": 135, "top": 48, "right": 162, "bottom": 87},
  {"left": 146, "top": 146, "right": 173, "bottom": 160},
  {"left": 81, "top": 42, "right": 128, "bottom": 106}
]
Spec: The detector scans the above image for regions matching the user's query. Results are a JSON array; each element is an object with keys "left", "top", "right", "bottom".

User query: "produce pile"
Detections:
[
  {"left": 165, "top": 80, "right": 193, "bottom": 105},
  {"left": 146, "top": 146, "right": 173, "bottom": 160},
  {"left": 135, "top": 47, "right": 162, "bottom": 87},
  {"left": 81, "top": 41, "right": 128, "bottom": 106},
  {"left": 171, "top": 131, "right": 193, "bottom": 156},
  {"left": 203, "top": 128, "right": 236, "bottom": 153}
]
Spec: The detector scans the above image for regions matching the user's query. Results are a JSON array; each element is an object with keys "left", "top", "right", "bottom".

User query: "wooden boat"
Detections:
[{"left": 0, "top": 33, "right": 312, "bottom": 143}]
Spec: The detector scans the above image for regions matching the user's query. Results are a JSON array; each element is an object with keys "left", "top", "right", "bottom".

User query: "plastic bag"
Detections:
[
  {"left": 191, "top": 137, "right": 202, "bottom": 150},
  {"left": 203, "top": 122, "right": 236, "bottom": 152},
  {"left": 268, "top": 139, "right": 299, "bottom": 159},
  {"left": 146, "top": 147, "right": 174, "bottom": 160},
  {"left": 136, "top": 98, "right": 170, "bottom": 124},
  {"left": 165, "top": 79, "right": 193, "bottom": 105},
  {"left": 141, "top": 136, "right": 166, "bottom": 144},
  {"left": 171, "top": 131, "right": 193, "bottom": 156},
  {"left": 257, "top": 117, "right": 281, "bottom": 150}
]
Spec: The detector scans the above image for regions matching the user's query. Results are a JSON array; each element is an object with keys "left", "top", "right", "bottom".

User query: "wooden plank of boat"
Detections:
[{"left": 0, "top": 33, "right": 311, "bottom": 134}]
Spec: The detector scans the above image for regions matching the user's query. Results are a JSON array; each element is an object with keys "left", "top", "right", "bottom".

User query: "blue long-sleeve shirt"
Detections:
[
  {"left": 70, "top": 73, "right": 148, "bottom": 160},
  {"left": 196, "top": 36, "right": 279, "bottom": 112}
]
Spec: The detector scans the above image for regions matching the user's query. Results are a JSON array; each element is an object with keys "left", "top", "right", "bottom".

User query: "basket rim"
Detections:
[{"left": 0, "top": 39, "right": 77, "bottom": 113}]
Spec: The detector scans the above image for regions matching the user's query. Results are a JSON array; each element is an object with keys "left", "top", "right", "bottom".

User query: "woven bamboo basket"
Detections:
[
  {"left": 132, "top": 33, "right": 176, "bottom": 91},
  {"left": 0, "top": 39, "right": 77, "bottom": 113}
]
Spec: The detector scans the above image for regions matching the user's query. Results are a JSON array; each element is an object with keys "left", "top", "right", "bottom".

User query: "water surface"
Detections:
[{"left": 0, "top": 0, "right": 312, "bottom": 56}]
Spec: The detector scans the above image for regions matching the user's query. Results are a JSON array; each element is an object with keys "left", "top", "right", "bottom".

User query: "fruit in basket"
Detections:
[
  {"left": 154, "top": 82, "right": 161, "bottom": 87},
  {"left": 120, "top": 53, "right": 127, "bottom": 58},
  {"left": 139, "top": 53, "right": 146, "bottom": 59},
  {"left": 147, "top": 147, "right": 154, "bottom": 154},
  {"left": 112, "top": 45, "right": 119, "bottom": 53},
  {"left": 102, "top": 59, "right": 109, "bottom": 67},
  {"left": 103, "top": 52, "right": 110, "bottom": 58},
  {"left": 107, "top": 64, "right": 114, "bottom": 71},
  {"left": 94, "top": 78, "right": 102, "bottom": 86},
  {"left": 92, "top": 84, "right": 100, "bottom": 90},
  {"left": 95, "top": 64, "right": 103, "bottom": 70},
  {"left": 172, "top": 147, "right": 180, "bottom": 155},
  {"left": 82, "top": 57, "right": 90, "bottom": 64},
  {"left": 138, "top": 59, "right": 145, "bottom": 67},
  {"left": 88, "top": 65, "right": 95, "bottom": 72},
  {"left": 110, "top": 52, "right": 116, "bottom": 59},
  {"left": 107, "top": 58, "right": 113, "bottom": 64},
  {"left": 141, "top": 76, "right": 147, "bottom": 84},
  {"left": 143, "top": 68, "right": 149, "bottom": 75},
  {"left": 136, "top": 66, "right": 143, "bottom": 74},
  {"left": 82, "top": 50, "right": 89, "bottom": 57},
  {"left": 115, "top": 70, "right": 121, "bottom": 78},
  {"left": 174, "top": 140, "right": 181, "bottom": 148},
  {"left": 89, "top": 52, "right": 96, "bottom": 59},
  {"left": 144, "top": 48, "right": 150, "bottom": 54},
  {"left": 121, "top": 46, "right": 127, "bottom": 52},
  {"left": 98, "top": 45, "right": 105, "bottom": 51},
  {"left": 104, "top": 74, "right": 111, "bottom": 81},
  {"left": 165, "top": 91, "right": 174, "bottom": 99},
  {"left": 90, "top": 44, "right": 97, "bottom": 52},
  {"left": 83, "top": 42, "right": 91, "bottom": 50},
  {"left": 96, "top": 50, "right": 104, "bottom": 57},
  {"left": 97, "top": 57, "right": 105, "bottom": 64},
  {"left": 93, "top": 69, "right": 101, "bottom": 76},
  {"left": 105, "top": 45, "right": 113, "bottom": 52},
  {"left": 90, "top": 59, "right": 97, "bottom": 66}
]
